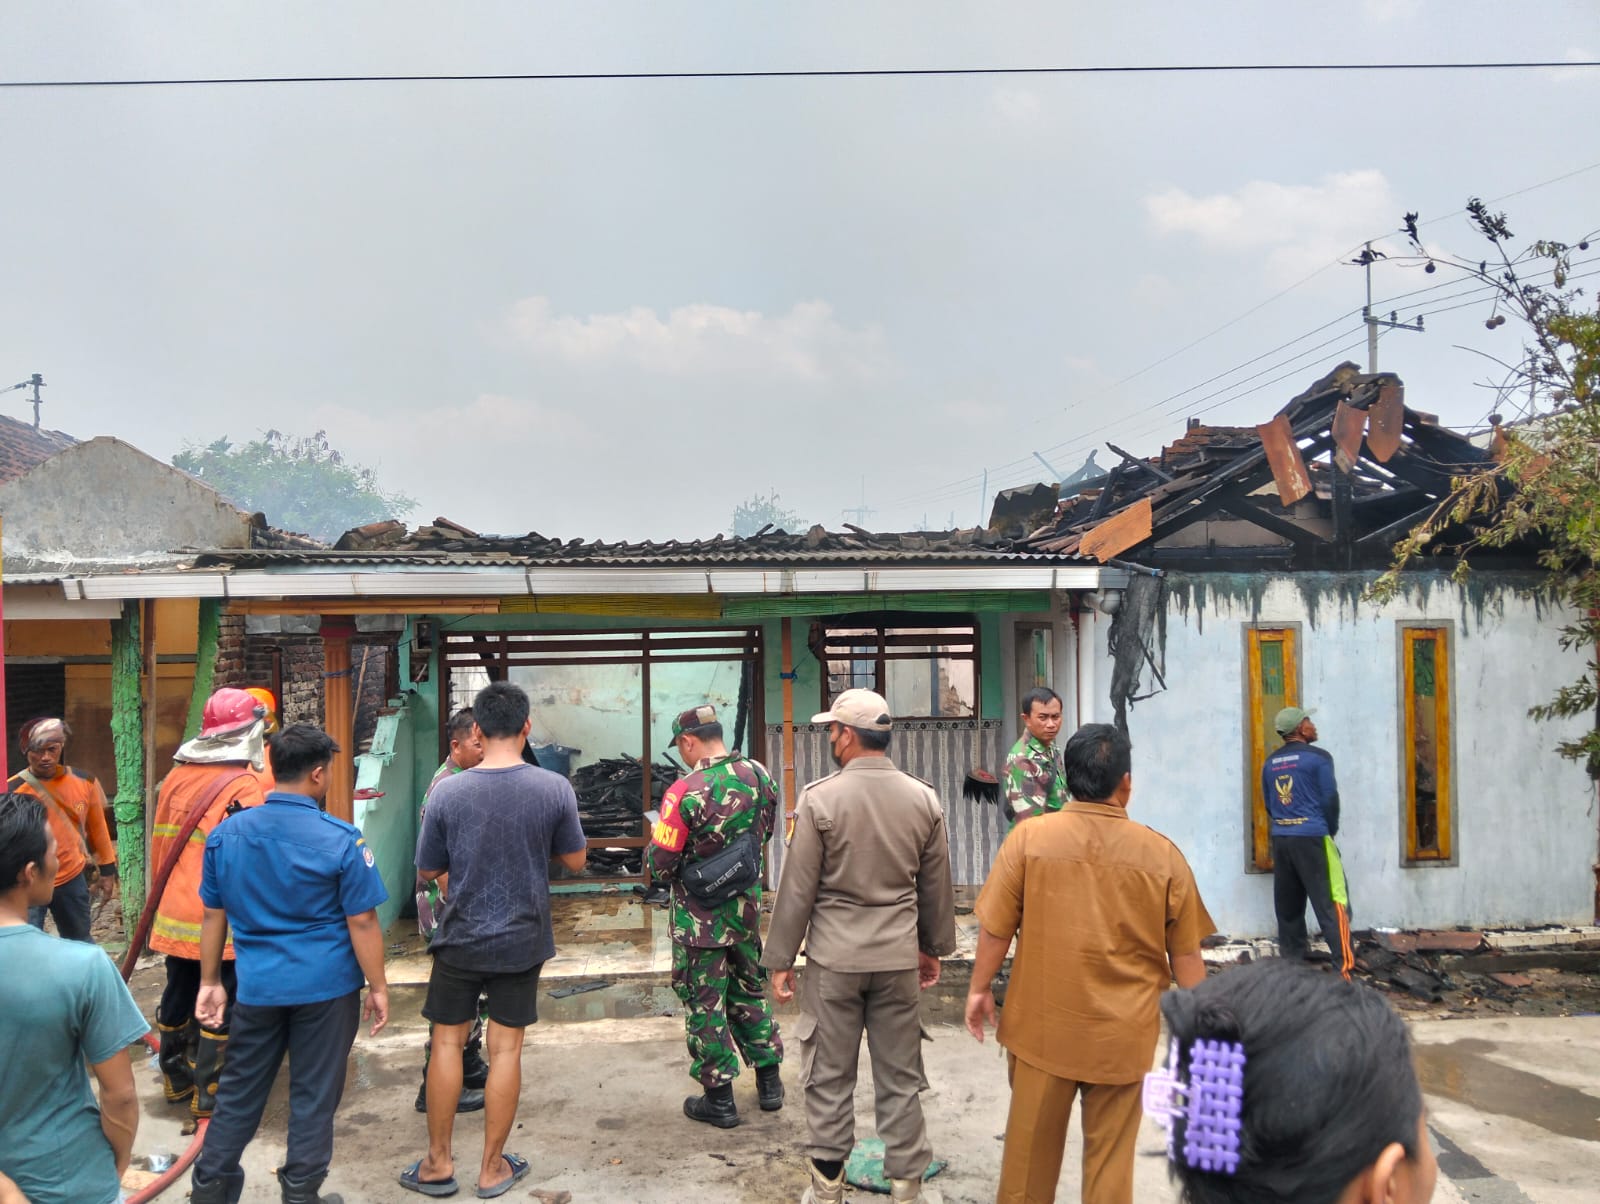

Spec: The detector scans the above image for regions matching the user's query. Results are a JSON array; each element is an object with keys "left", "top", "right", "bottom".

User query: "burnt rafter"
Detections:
[{"left": 1025, "top": 362, "right": 1503, "bottom": 568}]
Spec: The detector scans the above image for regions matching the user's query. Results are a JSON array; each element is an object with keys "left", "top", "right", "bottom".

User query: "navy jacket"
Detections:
[{"left": 1262, "top": 741, "right": 1340, "bottom": 839}]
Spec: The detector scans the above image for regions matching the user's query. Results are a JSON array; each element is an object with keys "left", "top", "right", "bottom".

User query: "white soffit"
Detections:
[{"left": 59, "top": 564, "right": 1125, "bottom": 601}]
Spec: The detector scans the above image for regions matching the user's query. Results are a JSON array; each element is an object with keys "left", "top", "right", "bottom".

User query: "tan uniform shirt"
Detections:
[
  {"left": 975, "top": 800, "right": 1215, "bottom": 1085},
  {"left": 762, "top": 756, "right": 957, "bottom": 973}
]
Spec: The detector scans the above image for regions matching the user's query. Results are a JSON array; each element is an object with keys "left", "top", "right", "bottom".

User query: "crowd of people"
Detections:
[{"left": 0, "top": 678, "right": 1437, "bottom": 1204}]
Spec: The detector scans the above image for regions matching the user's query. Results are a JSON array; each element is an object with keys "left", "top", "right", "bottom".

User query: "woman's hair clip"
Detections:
[{"left": 1142, "top": 1037, "right": 1245, "bottom": 1175}]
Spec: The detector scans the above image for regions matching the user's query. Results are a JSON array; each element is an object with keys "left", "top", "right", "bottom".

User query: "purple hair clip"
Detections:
[{"left": 1143, "top": 1037, "right": 1245, "bottom": 1175}]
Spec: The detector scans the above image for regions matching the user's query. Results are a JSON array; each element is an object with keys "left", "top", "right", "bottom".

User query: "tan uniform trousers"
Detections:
[
  {"left": 795, "top": 965, "right": 930, "bottom": 1180},
  {"left": 998, "top": 1054, "right": 1142, "bottom": 1204}
]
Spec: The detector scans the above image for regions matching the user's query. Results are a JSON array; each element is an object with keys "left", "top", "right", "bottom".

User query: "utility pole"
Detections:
[
  {"left": 977, "top": 468, "right": 988, "bottom": 529},
  {"left": 1360, "top": 244, "right": 1423, "bottom": 371},
  {"left": 841, "top": 475, "right": 876, "bottom": 527},
  {"left": 1, "top": 373, "right": 45, "bottom": 427}
]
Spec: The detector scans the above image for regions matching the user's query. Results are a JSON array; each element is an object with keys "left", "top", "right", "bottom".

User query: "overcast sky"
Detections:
[{"left": 2, "top": 2, "right": 1595, "bottom": 540}]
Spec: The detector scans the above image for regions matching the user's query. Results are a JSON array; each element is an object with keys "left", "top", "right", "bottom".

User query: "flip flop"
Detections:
[
  {"left": 475, "top": 1152, "right": 531, "bottom": 1199},
  {"left": 399, "top": 1159, "right": 459, "bottom": 1197}
]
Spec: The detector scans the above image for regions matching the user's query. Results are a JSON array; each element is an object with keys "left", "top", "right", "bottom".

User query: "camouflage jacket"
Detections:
[
  {"left": 646, "top": 753, "right": 777, "bottom": 948},
  {"left": 1002, "top": 732, "right": 1068, "bottom": 826}
]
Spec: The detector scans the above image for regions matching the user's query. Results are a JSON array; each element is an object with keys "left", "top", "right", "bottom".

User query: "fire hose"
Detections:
[{"left": 116, "top": 771, "right": 247, "bottom": 1204}]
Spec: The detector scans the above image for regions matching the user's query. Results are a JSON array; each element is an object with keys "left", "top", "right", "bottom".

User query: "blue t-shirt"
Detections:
[
  {"left": 201, "top": 792, "right": 389, "bottom": 1006},
  {"left": 0, "top": 924, "right": 150, "bottom": 1204},
  {"left": 1262, "top": 741, "right": 1341, "bottom": 839},
  {"left": 416, "top": 763, "right": 586, "bottom": 973}
]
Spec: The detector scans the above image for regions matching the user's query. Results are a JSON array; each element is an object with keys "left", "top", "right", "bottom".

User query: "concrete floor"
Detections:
[{"left": 116, "top": 962, "right": 1600, "bottom": 1203}]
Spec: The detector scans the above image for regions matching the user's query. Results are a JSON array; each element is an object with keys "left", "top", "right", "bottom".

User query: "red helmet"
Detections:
[{"left": 200, "top": 688, "right": 266, "bottom": 738}]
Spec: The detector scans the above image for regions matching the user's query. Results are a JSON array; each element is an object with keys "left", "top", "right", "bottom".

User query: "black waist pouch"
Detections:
[{"left": 682, "top": 830, "right": 761, "bottom": 906}]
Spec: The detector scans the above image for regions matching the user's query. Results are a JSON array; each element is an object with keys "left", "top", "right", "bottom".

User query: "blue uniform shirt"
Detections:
[
  {"left": 1262, "top": 741, "right": 1340, "bottom": 839},
  {"left": 201, "top": 791, "right": 389, "bottom": 1006}
]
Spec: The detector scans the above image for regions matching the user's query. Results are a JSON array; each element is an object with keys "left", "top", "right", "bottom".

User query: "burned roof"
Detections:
[
  {"left": 192, "top": 517, "right": 1085, "bottom": 570},
  {"left": 1023, "top": 362, "right": 1504, "bottom": 570}
]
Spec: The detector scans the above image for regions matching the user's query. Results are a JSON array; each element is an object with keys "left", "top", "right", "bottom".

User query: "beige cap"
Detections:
[{"left": 812, "top": 688, "right": 893, "bottom": 732}]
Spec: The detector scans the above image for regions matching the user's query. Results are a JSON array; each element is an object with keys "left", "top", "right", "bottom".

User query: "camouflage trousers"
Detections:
[{"left": 671, "top": 937, "right": 783, "bottom": 1088}]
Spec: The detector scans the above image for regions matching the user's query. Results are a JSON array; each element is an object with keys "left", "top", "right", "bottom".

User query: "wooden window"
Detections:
[
  {"left": 1401, "top": 625, "right": 1453, "bottom": 862},
  {"left": 820, "top": 616, "right": 978, "bottom": 719},
  {"left": 1244, "top": 626, "right": 1300, "bottom": 871}
]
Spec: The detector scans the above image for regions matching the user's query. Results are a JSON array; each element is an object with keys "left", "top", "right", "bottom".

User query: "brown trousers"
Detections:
[
  {"left": 997, "top": 1054, "right": 1142, "bottom": 1204},
  {"left": 795, "top": 965, "right": 930, "bottom": 1180}
]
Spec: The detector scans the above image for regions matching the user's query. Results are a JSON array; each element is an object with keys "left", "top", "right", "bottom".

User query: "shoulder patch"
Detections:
[
  {"left": 799, "top": 769, "right": 842, "bottom": 795},
  {"left": 902, "top": 770, "right": 937, "bottom": 790}
]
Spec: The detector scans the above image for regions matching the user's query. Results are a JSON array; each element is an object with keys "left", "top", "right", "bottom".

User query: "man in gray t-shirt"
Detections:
[{"left": 404, "top": 683, "right": 586, "bottom": 1199}]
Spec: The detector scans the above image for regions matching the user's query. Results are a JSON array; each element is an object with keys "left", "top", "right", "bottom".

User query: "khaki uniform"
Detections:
[
  {"left": 762, "top": 757, "right": 956, "bottom": 1180},
  {"left": 976, "top": 802, "right": 1215, "bottom": 1204}
]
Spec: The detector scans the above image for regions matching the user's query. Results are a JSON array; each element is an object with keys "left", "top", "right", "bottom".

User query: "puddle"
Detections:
[{"left": 1415, "top": 1038, "right": 1600, "bottom": 1143}]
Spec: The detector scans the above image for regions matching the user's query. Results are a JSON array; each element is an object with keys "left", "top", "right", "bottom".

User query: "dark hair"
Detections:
[
  {"left": 472, "top": 681, "right": 530, "bottom": 739},
  {"left": 848, "top": 725, "right": 892, "bottom": 752},
  {"left": 268, "top": 724, "right": 340, "bottom": 782},
  {"left": 446, "top": 707, "right": 476, "bottom": 742},
  {"left": 1160, "top": 960, "right": 1423, "bottom": 1204},
  {"left": 681, "top": 721, "right": 725, "bottom": 743},
  {"left": 1061, "top": 722, "right": 1130, "bottom": 801},
  {"left": 0, "top": 793, "right": 50, "bottom": 889},
  {"left": 1019, "top": 686, "right": 1062, "bottom": 715}
]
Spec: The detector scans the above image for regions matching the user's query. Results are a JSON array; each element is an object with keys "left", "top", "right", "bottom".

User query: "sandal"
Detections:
[
  {"left": 475, "top": 1152, "right": 531, "bottom": 1199},
  {"left": 400, "top": 1159, "right": 459, "bottom": 1197}
]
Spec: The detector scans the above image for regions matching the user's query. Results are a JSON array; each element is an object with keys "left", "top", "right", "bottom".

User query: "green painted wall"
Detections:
[
  {"left": 109, "top": 606, "right": 146, "bottom": 933},
  {"left": 182, "top": 598, "right": 221, "bottom": 741},
  {"left": 353, "top": 695, "right": 418, "bottom": 932}
]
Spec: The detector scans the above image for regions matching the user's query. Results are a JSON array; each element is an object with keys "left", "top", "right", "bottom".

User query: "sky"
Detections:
[{"left": 1, "top": 2, "right": 1596, "bottom": 541}]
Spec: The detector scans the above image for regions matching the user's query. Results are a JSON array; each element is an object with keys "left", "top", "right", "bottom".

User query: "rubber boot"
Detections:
[
  {"left": 157, "top": 1021, "right": 195, "bottom": 1102},
  {"left": 890, "top": 1178, "right": 943, "bottom": 1204},
  {"left": 755, "top": 1063, "right": 784, "bottom": 1111},
  {"left": 189, "top": 1169, "right": 244, "bottom": 1204},
  {"left": 801, "top": 1160, "right": 846, "bottom": 1204},
  {"left": 462, "top": 1030, "right": 490, "bottom": 1091},
  {"left": 683, "top": 1082, "right": 741, "bottom": 1128},
  {"left": 415, "top": 1080, "right": 487, "bottom": 1113},
  {"left": 277, "top": 1168, "right": 343, "bottom": 1204},
  {"left": 191, "top": 1027, "right": 228, "bottom": 1118}
]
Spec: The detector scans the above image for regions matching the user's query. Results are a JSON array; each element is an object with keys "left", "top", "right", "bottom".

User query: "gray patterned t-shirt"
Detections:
[{"left": 415, "top": 763, "right": 586, "bottom": 973}]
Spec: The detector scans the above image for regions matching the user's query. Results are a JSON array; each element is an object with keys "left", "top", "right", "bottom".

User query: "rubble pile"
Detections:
[{"left": 570, "top": 755, "right": 681, "bottom": 876}]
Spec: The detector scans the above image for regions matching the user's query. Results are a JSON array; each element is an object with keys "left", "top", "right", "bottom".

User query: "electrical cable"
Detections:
[{"left": 3, "top": 60, "right": 1597, "bottom": 90}]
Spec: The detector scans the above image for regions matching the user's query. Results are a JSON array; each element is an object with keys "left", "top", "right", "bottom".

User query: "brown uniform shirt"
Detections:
[
  {"left": 975, "top": 800, "right": 1215, "bottom": 1085},
  {"left": 762, "top": 756, "right": 957, "bottom": 973}
]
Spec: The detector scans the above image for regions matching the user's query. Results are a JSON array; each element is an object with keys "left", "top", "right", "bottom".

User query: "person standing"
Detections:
[
  {"left": 402, "top": 682, "right": 587, "bottom": 1200},
  {"left": 966, "top": 723, "right": 1214, "bottom": 1204},
  {"left": 414, "top": 706, "right": 490, "bottom": 1117},
  {"left": 1001, "top": 687, "right": 1068, "bottom": 828},
  {"left": 10, "top": 718, "right": 117, "bottom": 943},
  {"left": 764, "top": 689, "right": 956, "bottom": 1204},
  {"left": 188, "top": 725, "right": 390, "bottom": 1204},
  {"left": 0, "top": 793, "right": 148, "bottom": 1204},
  {"left": 1263, "top": 705, "right": 1354, "bottom": 980},
  {"left": 646, "top": 704, "right": 783, "bottom": 1129},
  {"left": 149, "top": 688, "right": 270, "bottom": 1118}
]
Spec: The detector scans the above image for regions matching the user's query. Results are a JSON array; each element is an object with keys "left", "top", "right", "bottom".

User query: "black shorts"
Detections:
[{"left": 423, "top": 955, "right": 543, "bottom": 1028}]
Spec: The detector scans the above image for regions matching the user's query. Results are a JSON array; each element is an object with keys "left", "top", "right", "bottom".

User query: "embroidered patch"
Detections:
[
  {"left": 652, "top": 820, "right": 686, "bottom": 851},
  {"left": 362, "top": 847, "right": 375, "bottom": 868}
]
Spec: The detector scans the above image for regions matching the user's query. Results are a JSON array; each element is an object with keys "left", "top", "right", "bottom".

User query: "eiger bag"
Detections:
[{"left": 682, "top": 830, "right": 761, "bottom": 906}]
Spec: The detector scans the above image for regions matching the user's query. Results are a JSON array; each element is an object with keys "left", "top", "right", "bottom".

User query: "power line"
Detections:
[{"left": 3, "top": 60, "right": 1597, "bottom": 90}]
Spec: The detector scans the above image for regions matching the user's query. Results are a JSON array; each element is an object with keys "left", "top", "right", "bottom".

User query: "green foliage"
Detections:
[
  {"left": 1369, "top": 201, "right": 1600, "bottom": 775},
  {"left": 731, "top": 490, "right": 807, "bottom": 538},
  {"left": 173, "top": 429, "right": 416, "bottom": 543}
]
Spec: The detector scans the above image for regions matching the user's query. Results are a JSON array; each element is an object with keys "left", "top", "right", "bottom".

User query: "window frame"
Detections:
[
  {"left": 1397, "top": 621, "right": 1457, "bottom": 866},
  {"left": 818, "top": 613, "right": 980, "bottom": 720},
  {"left": 1242, "top": 623, "right": 1301, "bottom": 873}
]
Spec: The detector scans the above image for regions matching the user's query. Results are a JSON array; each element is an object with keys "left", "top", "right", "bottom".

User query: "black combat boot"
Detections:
[
  {"left": 756, "top": 1063, "right": 785, "bottom": 1111},
  {"left": 277, "top": 1169, "right": 343, "bottom": 1204},
  {"left": 462, "top": 1031, "right": 490, "bottom": 1090},
  {"left": 189, "top": 1170, "right": 244, "bottom": 1204},
  {"left": 415, "top": 1080, "right": 486, "bottom": 1113},
  {"left": 683, "top": 1082, "right": 741, "bottom": 1128}
]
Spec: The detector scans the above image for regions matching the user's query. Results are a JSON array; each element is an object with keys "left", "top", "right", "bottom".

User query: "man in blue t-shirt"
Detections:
[
  {"left": 1262, "top": 706, "right": 1354, "bottom": 980},
  {"left": 0, "top": 793, "right": 148, "bottom": 1204},
  {"left": 188, "top": 725, "right": 389, "bottom": 1204},
  {"left": 401, "top": 681, "right": 586, "bottom": 1200}
]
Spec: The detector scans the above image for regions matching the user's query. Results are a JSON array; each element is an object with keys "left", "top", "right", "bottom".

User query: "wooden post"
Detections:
[
  {"left": 781, "top": 618, "right": 797, "bottom": 840},
  {"left": 322, "top": 618, "right": 356, "bottom": 822}
]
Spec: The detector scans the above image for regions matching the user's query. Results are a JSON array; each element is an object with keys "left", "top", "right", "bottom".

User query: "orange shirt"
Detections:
[
  {"left": 9, "top": 768, "right": 116, "bottom": 887},
  {"left": 150, "top": 763, "right": 265, "bottom": 959},
  {"left": 975, "top": 800, "right": 1215, "bottom": 1085}
]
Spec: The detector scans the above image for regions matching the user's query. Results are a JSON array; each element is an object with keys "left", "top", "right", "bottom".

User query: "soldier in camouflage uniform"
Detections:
[
  {"left": 646, "top": 704, "right": 784, "bottom": 1128},
  {"left": 1002, "top": 687, "right": 1068, "bottom": 828}
]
